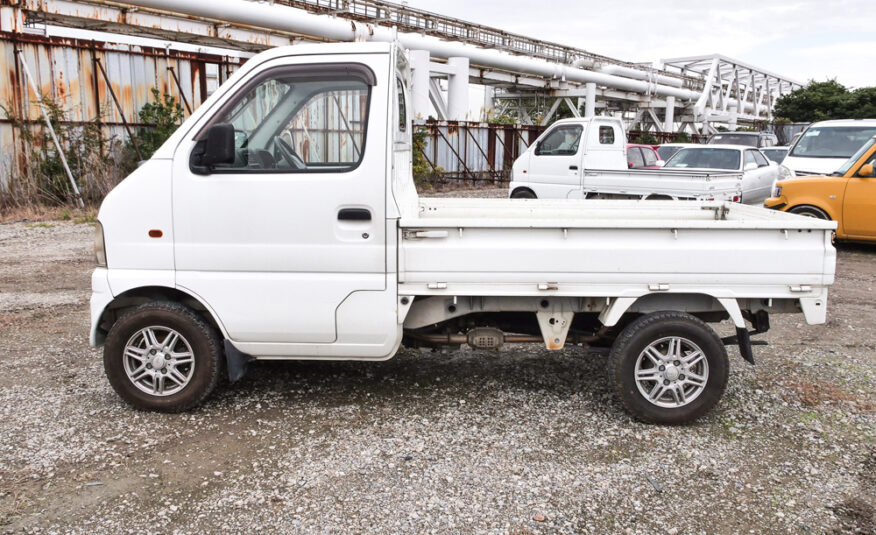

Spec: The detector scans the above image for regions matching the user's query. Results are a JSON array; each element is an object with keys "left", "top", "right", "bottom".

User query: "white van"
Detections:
[{"left": 779, "top": 119, "right": 876, "bottom": 178}]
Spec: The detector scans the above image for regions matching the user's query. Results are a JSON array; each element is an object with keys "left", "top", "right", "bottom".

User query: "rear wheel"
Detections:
[
  {"left": 104, "top": 302, "right": 223, "bottom": 412},
  {"left": 789, "top": 205, "right": 830, "bottom": 220},
  {"left": 608, "top": 311, "right": 729, "bottom": 424},
  {"left": 510, "top": 188, "right": 536, "bottom": 199}
]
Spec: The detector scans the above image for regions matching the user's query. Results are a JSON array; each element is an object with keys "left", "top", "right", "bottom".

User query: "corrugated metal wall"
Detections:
[
  {"left": 418, "top": 120, "right": 542, "bottom": 182},
  {"left": 0, "top": 31, "right": 244, "bottom": 187},
  {"left": 0, "top": 31, "right": 544, "bottom": 188}
]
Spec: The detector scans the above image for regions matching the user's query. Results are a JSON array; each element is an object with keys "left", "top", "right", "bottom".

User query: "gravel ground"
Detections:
[{"left": 0, "top": 216, "right": 873, "bottom": 535}]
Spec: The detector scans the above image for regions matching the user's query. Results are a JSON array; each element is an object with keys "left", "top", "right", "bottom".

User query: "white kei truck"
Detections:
[
  {"left": 90, "top": 42, "right": 837, "bottom": 424},
  {"left": 508, "top": 117, "right": 744, "bottom": 202}
]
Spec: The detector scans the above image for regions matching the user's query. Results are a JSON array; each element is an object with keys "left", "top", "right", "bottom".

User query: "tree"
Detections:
[{"left": 773, "top": 80, "right": 858, "bottom": 122}]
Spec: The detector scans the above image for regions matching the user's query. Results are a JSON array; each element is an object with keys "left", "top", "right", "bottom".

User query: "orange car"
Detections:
[{"left": 765, "top": 136, "right": 876, "bottom": 243}]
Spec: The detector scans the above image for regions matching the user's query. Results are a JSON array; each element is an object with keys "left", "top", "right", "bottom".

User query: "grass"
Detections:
[{"left": 1, "top": 205, "right": 97, "bottom": 224}]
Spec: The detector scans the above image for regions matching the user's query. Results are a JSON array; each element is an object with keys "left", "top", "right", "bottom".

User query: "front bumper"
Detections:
[
  {"left": 763, "top": 196, "right": 788, "bottom": 211},
  {"left": 90, "top": 268, "right": 113, "bottom": 347}
]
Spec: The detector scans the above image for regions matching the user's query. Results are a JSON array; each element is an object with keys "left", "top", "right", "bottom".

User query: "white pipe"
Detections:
[
  {"left": 123, "top": 0, "right": 702, "bottom": 101},
  {"left": 446, "top": 57, "right": 469, "bottom": 121},
  {"left": 573, "top": 58, "right": 683, "bottom": 88}
]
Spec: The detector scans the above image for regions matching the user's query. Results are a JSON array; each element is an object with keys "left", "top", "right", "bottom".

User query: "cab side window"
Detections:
[
  {"left": 197, "top": 63, "right": 374, "bottom": 174},
  {"left": 744, "top": 150, "right": 757, "bottom": 168},
  {"left": 642, "top": 147, "right": 658, "bottom": 166},
  {"left": 396, "top": 77, "right": 407, "bottom": 132},
  {"left": 535, "top": 125, "right": 583, "bottom": 156},
  {"left": 599, "top": 125, "right": 616, "bottom": 144}
]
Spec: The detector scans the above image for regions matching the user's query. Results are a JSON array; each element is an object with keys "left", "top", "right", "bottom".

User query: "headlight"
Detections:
[
  {"left": 94, "top": 222, "right": 107, "bottom": 267},
  {"left": 778, "top": 165, "right": 793, "bottom": 179}
]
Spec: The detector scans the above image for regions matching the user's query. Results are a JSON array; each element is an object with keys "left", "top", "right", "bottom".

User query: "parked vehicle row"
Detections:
[{"left": 510, "top": 119, "right": 779, "bottom": 205}]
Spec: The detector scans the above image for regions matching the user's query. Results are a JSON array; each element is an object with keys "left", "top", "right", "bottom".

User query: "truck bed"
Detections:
[
  {"left": 580, "top": 168, "right": 742, "bottom": 200},
  {"left": 399, "top": 198, "right": 836, "bottom": 297}
]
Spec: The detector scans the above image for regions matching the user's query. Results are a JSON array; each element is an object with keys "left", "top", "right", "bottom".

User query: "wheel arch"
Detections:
[
  {"left": 598, "top": 293, "right": 744, "bottom": 329},
  {"left": 787, "top": 202, "right": 835, "bottom": 221},
  {"left": 94, "top": 285, "right": 228, "bottom": 347},
  {"left": 510, "top": 186, "right": 537, "bottom": 199}
]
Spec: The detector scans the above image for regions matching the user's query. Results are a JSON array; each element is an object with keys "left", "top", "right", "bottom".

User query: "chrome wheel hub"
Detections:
[
  {"left": 634, "top": 336, "right": 709, "bottom": 408},
  {"left": 123, "top": 326, "right": 195, "bottom": 397}
]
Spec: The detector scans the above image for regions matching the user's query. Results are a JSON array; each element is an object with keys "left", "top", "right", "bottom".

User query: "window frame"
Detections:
[
  {"left": 191, "top": 62, "right": 376, "bottom": 176},
  {"left": 535, "top": 124, "right": 584, "bottom": 156}
]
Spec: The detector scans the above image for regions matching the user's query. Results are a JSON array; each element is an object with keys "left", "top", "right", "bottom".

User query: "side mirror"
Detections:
[
  {"left": 191, "top": 123, "right": 236, "bottom": 174},
  {"left": 655, "top": 160, "right": 665, "bottom": 167},
  {"left": 744, "top": 162, "right": 758, "bottom": 171},
  {"left": 860, "top": 163, "right": 875, "bottom": 177},
  {"left": 202, "top": 123, "right": 236, "bottom": 167}
]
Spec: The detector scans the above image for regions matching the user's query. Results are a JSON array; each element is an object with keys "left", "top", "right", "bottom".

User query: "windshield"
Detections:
[
  {"left": 789, "top": 126, "right": 876, "bottom": 158},
  {"left": 833, "top": 138, "right": 876, "bottom": 175},
  {"left": 708, "top": 133, "right": 758, "bottom": 147},
  {"left": 664, "top": 148, "right": 740, "bottom": 170},
  {"left": 657, "top": 146, "right": 683, "bottom": 160},
  {"left": 761, "top": 148, "right": 787, "bottom": 163}
]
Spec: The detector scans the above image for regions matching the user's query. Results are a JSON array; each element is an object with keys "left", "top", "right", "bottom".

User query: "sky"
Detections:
[{"left": 402, "top": 0, "right": 874, "bottom": 88}]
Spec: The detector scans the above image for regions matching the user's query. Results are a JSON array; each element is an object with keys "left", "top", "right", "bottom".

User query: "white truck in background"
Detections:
[
  {"left": 90, "top": 42, "right": 836, "bottom": 425},
  {"left": 509, "top": 117, "right": 743, "bottom": 202}
]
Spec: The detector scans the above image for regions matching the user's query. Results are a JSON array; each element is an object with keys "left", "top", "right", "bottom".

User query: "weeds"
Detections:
[{"left": 1, "top": 90, "right": 183, "bottom": 212}]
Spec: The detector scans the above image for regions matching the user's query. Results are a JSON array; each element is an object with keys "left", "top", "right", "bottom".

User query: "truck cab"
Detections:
[{"left": 509, "top": 117, "right": 627, "bottom": 199}]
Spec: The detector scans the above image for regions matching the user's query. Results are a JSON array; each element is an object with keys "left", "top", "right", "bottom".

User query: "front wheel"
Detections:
[
  {"left": 103, "top": 302, "right": 223, "bottom": 412},
  {"left": 510, "top": 188, "right": 537, "bottom": 199},
  {"left": 607, "top": 311, "right": 729, "bottom": 424}
]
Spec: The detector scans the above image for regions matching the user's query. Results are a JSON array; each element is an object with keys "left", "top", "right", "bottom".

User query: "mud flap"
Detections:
[{"left": 224, "top": 340, "right": 253, "bottom": 382}]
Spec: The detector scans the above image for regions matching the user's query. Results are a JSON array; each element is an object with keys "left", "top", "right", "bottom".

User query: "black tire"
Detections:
[
  {"left": 789, "top": 205, "right": 830, "bottom": 220},
  {"left": 607, "top": 311, "right": 729, "bottom": 425},
  {"left": 510, "top": 188, "right": 537, "bottom": 199},
  {"left": 103, "top": 301, "right": 223, "bottom": 412}
]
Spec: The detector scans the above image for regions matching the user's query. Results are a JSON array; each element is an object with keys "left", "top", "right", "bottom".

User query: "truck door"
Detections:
[
  {"left": 171, "top": 56, "right": 390, "bottom": 345},
  {"left": 843, "top": 151, "right": 876, "bottom": 237},
  {"left": 526, "top": 123, "right": 583, "bottom": 197}
]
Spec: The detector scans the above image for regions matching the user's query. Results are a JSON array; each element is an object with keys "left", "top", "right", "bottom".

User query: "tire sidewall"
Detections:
[
  {"left": 104, "top": 305, "right": 219, "bottom": 412},
  {"left": 613, "top": 316, "right": 728, "bottom": 424}
]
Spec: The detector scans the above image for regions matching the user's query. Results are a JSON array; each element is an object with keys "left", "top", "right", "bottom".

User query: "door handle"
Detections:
[
  {"left": 569, "top": 165, "right": 578, "bottom": 170},
  {"left": 338, "top": 208, "right": 371, "bottom": 221}
]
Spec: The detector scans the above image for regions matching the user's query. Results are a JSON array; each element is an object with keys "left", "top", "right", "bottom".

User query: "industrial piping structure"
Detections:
[{"left": 3, "top": 0, "right": 803, "bottom": 133}]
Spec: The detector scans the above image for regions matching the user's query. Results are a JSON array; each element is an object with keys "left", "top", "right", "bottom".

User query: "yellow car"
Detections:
[{"left": 765, "top": 135, "right": 876, "bottom": 243}]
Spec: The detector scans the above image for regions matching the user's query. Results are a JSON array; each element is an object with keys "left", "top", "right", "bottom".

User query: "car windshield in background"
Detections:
[
  {"left": 665, "top": 148, "right": 740, "bottom": 170},
  {"left": 789, "top": 126, "right": 876, "bottom": 158},
  {"left": 761, "top": 148, "right": 787, "bottom": 163},
  {"left": 657, "top": 146, "right": 683, "bottom": 160},
  {"left": 708, "top": 134, "right": 758, "bottom": 147},
  {"left": 833, "top": 138, "right": 876, "bottom": 176}
]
